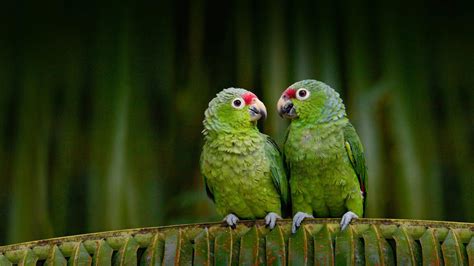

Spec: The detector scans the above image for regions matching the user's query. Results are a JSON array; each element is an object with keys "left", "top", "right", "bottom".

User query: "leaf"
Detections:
[
  {"left": 93, "top": 240, "right": 113, "bottom": 266},
  {"left": 69, "top": 242, "right": 92, "bottom": 266},
  {"left": 18, "top": 249, "right": 38, "bottom": 266},
  {"left": 44, "top": 245, "right": 67, "bottom": 266},
  {"left": 419, "top": 228, "right": 442, "bottom": 266},
  {"left": 313, "top": 225, "right": 334, "bottom": 265},
  {"left": 0, "top": 254, "right": 12, "bottom": 265},
  {"left": 193, "top": 228, "right": 211, "bottom": 265},
  {"left": 288, "top": 225, "right": 312, "bottom": 265},
  {"left": 113, "top": 237, "right": 140, "bottom": 266},
  {"left": 362, "top": 224, "right": 395, "bottom": 265},
  {"left": 392, "top": 226, "right": 421, "bottom": 265},
  {"left": 213, "top": 227, "right": 235, "bottom": 265},
  {"left": 441, "top": 229, "right": 467, "bottom": 265},
  {"left": 239, "top": 226, "right": 260, "bottom": 265},
  {"left": 265, "top": 225, "right": 286, "bottom": 266}
]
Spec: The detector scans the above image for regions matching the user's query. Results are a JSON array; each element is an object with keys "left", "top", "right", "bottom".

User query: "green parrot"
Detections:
[
  {"left": 200, "top": 88, "right": 289, "bottom": 228},
  {"left": 277, "top": 80, "right": 367, "bottom": 233}
]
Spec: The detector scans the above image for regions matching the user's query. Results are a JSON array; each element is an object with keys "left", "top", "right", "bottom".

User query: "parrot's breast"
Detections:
[{"left": 285, "top": 120, "right": 348, "bottom": 168}]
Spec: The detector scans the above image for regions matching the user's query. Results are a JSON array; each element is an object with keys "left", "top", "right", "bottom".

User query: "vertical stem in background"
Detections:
[
  {"left": 125, "top": 58, "right": 160, "bottom": 227},
  {"left": 164, "top": 0, "right": 210, "bottom": 224},
  {"left": 235, "top": 0, "right": 255, "bottom": 88},
  {"left": 260, "top": 0, "right": 289, "bottom": 141},
  {"left": 146, "top": 0, "right": 176, "bottom": 225},
  {"left": 181, "top": 0, "right": 212, "bottom": 221},
  {"left": 88, "top": 10, "right": 138, "bottom": 230},
  {"left": 49, "top": 34, "right": 83, "bottom": 236},
  {"left": 437, "top": 30, "right": 473, "bottom": 221},
  {"left": 401, "top": 9, "right": 443, "bottom": 220},
  {"left": 342, "top": 0, "right": 383, "bottom": 218},
  {"left": 314, "top": 0, "right": 341, "bottom": 90},
  {"left": 88, "top": 17, "right": 113, "bottom": 232},
  {"left": 0, "top": 20, "right": 13, "bottom": 240},
  {"left": 104, "top": 15, "right": 133, "bottom": 229},
  {"left": 7, "top": 41, "right": 53, "bottom": 243},
  {"left": 377, "top": 3, "right": 426, "bottom": 218},
  {"left": 292, "top": 0, "right": 313, "bottom": 80}
]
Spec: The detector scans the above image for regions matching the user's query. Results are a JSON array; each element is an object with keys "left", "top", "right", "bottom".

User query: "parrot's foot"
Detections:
[
  {"left": 223, "top": 213, "right": 239, "bottom": 228},
  {"left": 264, "top": 212, "right": 282, "bottom": 229},
  {"left": 340, "top": 211, "right": 358, "bottom": 231},
  {"left": 292, "top": 212, "right": 314, "bottom": 233}
]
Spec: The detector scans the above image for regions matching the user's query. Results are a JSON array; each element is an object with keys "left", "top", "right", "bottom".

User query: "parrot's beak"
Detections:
[
  {"left": 249, "top": 98, "right": 267, "bottom": 121},
  {"left": 277, "top": 95, "right": 297, "bottom": 119}
]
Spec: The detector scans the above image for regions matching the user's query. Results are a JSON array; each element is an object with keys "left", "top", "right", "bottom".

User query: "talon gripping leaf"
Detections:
[
  {"left": 200, "top": 88, "right": 289, "bottom": 228},
  {"left": 277, "top": 80, "right": 368, "bottom": 233}
]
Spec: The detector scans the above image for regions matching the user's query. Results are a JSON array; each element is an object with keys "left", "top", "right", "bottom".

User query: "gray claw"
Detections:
[
  {"left": 340, "top": 211, "right": 358, "bottom": 231},
  {"left": 292, "top": 212, "right": 313, "bottom": 233},
  {"left": 223, "top": 213, "right": 239, "bottom": 227},
  {"left": 264, "top": 212, "right": 281, "bottom": 229}
]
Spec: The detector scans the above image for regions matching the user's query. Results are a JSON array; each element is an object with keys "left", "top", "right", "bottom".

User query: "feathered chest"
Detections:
[
  {"left": 284, "top": 122, "right": 346, "bottom": 165},
  {"left": 202, "top": 134, "right": 269, "bottom": 178}
]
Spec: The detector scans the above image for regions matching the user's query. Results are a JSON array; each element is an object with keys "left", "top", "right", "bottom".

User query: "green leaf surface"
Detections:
[
  {"left": 419, "top": 228, "right": 442, "bottom": 266},
  {"left": 362, "top": 224, "right": 395, "bottom": 266},
  {"left": 93, "top": 240, "right": 113, "bottom": 266},
  {"left": 69, "top": 243, "right": 92, "bottom": 266},
  {"left": 0, "top": 219, "right": 472, "bottom": 266},
  {"left": 193, "top": 228, "right": 211, "bottom": 265},
  {"left": 213, "top": 228, "right": 234, "bottom": 266},
  {"left": 288, "top": 226, "right": 312, "bottom": 265},
  {"left": 265, "top": 225, "right": 286, "bottom": 266},
  {"left": 313, "top": 225, "right": 334, "bottom": 265},
  {"left": 441, "top": 230, "right": 467, "bottom": 265},
  {"left": 393, "top": 226, "right": 421, "bottom": 265},
  {"left": 239, "top": 226, "right": 260, "bottom": 265}
]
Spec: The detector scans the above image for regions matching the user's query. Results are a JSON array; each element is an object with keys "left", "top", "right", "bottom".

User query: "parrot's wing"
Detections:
[
  {"left": 263, "top": 135, "right": 289, "bottom": 212},
  {"left": 282, "top": 127, "right": 291, "bottom": 179},
  {"left": 343, "top": 123, "right": 368, "bottom": 215}
]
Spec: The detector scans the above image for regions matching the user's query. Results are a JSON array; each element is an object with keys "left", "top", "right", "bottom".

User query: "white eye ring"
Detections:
[
  {"left": 231, "top": 97, "right": 245, "bottom": 109},
  {"left": 296, "top": 88, "right": 310, "bottom": 100}
]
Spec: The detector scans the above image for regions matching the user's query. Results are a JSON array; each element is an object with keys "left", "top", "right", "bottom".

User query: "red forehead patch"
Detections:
[
  {"left": 242, "top": 92, "right": 257, "bottom": 105},
  {"left": 284, "top": 88, "right": 296, "bottom": 98}
]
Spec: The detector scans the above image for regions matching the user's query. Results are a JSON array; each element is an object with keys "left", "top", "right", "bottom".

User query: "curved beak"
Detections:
[
  {"left": 277, "top": 95, "right": 297, "bottom": 119},
  {"left": 249, "top": 98, "right": 267, "bottom": 122}
]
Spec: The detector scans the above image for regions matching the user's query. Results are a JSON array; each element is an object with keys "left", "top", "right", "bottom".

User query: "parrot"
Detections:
[
  {"left": 277, "top": 79, "right": 367, "bottom": 233},
  {"left": 200, "top": 88, "right": 289, "bottom": 229}
]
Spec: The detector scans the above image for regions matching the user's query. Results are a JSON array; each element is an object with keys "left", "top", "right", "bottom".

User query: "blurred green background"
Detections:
[{"left": 0, "top": 1, "right": 472, "bottom": 244}]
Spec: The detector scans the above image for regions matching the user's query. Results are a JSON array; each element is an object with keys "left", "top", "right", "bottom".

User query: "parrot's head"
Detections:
[
  {"left": 203, "top": 88, "right": 267, "bottom": 135},
  {"left": 277, "top": 79, "right": 346, "bottom": 123}
]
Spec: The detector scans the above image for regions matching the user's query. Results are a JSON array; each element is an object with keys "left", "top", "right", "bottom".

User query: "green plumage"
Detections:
[
  {"left": 200, "top": 88, "right": 288, "bottom": 220},
  {"left": 282, "top": 80, "right": 367, "bottom": 218}
]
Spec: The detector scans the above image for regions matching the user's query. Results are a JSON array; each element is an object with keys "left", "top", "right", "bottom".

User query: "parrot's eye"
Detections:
[
  {"left": 296, "top": 88, "right": 310, "bottom": 100},
  {"left": 231, "top": 97, "right": 245, "bottom": 109}
]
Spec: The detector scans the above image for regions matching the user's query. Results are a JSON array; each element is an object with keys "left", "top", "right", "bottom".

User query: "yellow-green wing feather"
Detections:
[
  {"left": 343, "top": 123, "right": 368, "bottom": 215},
  {"left": 200, "top": 155, "right": 215, "bottom": 202}
]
